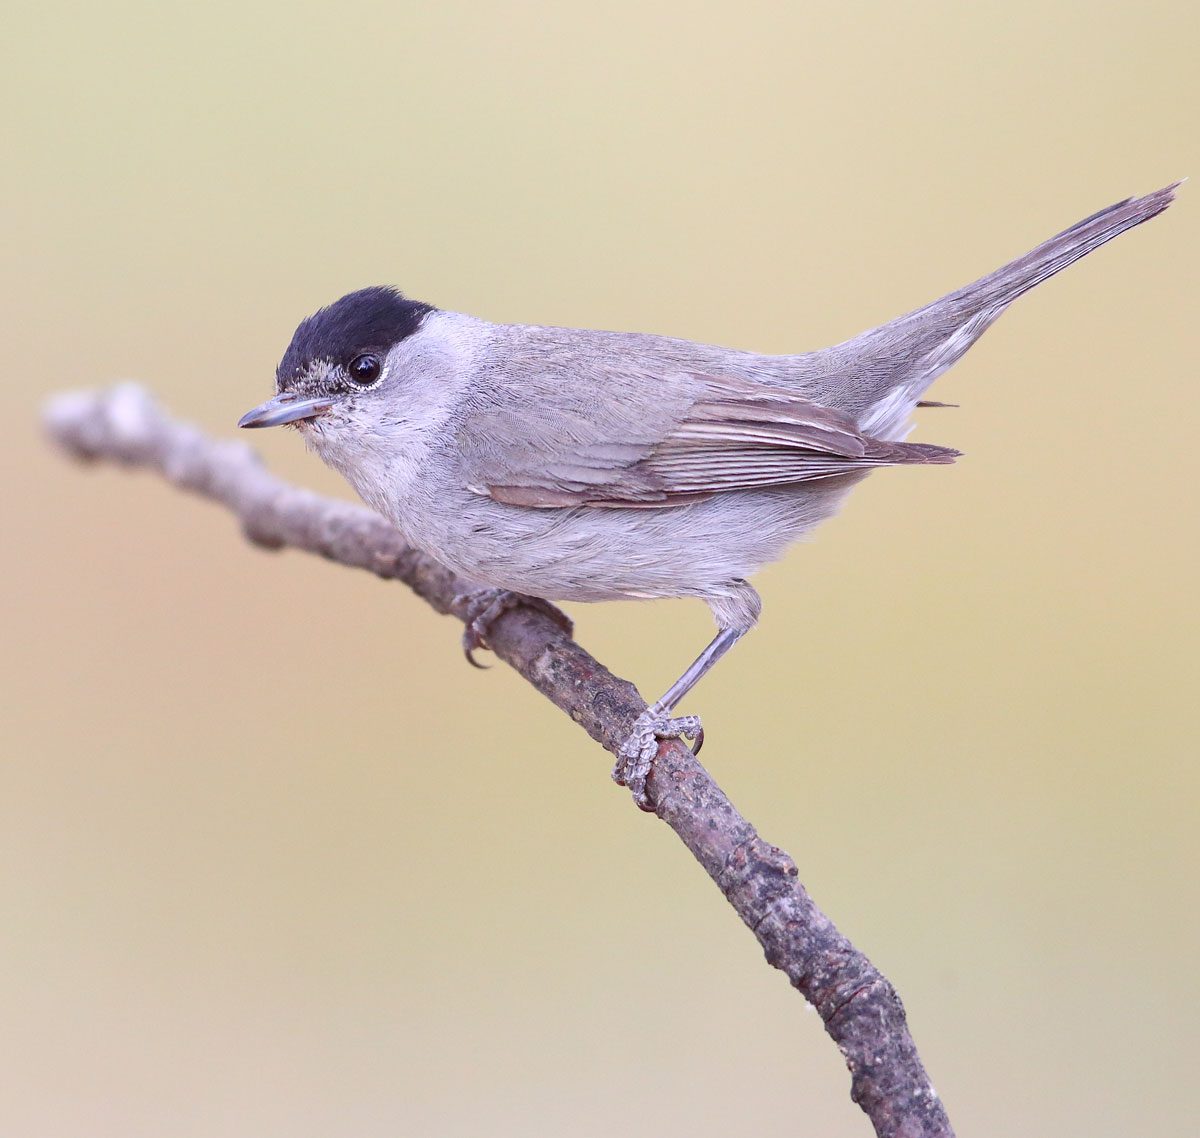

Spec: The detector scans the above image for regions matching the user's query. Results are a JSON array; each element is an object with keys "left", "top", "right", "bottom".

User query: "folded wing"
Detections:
[{"left": 460, "top": 372, "right": 958, "bottom": 510}]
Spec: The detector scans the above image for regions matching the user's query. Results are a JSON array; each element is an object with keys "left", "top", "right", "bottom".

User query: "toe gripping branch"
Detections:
[
  {"left": 454, "top": 588, "right": 575, "bottom": 668},
  {"left": 613, "top": 710, "right": 705, "bottom": 811}
]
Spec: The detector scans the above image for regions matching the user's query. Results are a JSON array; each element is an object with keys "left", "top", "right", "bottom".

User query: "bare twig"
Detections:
[{"left": 44, "top": 384, "right": 954, "bottom": 1138}]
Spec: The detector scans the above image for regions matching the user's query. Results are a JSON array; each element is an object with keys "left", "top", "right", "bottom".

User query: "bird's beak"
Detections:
[{"left": 237, "top": 392, "right": 335, "bottom": 429}]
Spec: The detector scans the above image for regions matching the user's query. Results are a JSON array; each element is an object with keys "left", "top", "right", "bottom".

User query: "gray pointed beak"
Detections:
[{"left": 237, "top": 392, "right": 335, "bottom": 429}]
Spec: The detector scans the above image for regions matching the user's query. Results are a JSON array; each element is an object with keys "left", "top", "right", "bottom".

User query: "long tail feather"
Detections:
[
  {"left": 846, "top": 182, "right": 1181, "bottom": 437},
  {"left": 941, "top": 182, "right": 1181, "bottom": 316}
]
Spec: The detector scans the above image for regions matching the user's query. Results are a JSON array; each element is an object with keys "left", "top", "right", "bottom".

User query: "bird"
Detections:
[{"left": 239, "top": 183, "right": 1179, "bottom": 806}]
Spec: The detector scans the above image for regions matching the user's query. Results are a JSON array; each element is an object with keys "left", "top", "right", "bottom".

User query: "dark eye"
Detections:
[{"left": 347, "top": 354, "right": 382, "bottom": 386}]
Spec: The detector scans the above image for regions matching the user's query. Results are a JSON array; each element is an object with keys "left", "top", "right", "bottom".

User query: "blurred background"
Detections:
[{"left": 4, "top": 2, "right": 1197, "bottom": 1135}]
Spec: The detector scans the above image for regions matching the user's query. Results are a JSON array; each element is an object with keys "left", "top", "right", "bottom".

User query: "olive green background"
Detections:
[{"left": 4, "top": 2, "right": 1197, "bottom": 1135}]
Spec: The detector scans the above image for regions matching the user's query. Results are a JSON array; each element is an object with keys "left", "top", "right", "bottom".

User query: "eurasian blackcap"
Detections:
[{"left": 240, "top": 184, "right": 1178, "bottom": 805}]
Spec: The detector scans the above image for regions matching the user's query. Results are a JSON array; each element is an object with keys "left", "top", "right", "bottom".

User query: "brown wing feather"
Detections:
[{"left": 475, "top": 372, "right": 958, "bottom": 509}]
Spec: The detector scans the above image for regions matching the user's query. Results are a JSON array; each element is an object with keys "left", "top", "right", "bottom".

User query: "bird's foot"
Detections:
[
  {"left": 613, "top": 709, "right": 705, "bottom": 810},
  {"left": 452, "top": 588, "right": 574, "bottom": 668}
]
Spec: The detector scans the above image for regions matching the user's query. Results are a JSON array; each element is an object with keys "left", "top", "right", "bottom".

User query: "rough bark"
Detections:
[{"left": 44, "top": 384, "right": 954, "bottom": 1138}]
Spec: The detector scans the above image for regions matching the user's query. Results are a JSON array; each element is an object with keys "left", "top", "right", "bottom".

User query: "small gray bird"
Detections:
[{"left": 240, "top": 184, "right": 1178, "bottom": 805}]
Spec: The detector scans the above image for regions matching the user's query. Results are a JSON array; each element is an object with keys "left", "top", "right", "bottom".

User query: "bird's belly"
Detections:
[{"left": 401, "top": 479, "right": 864, "bottom": 603}]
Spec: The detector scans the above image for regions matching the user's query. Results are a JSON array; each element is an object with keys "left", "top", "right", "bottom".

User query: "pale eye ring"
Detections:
[{"left": 348, "top": 353, "right": 382, "bottom": 386}]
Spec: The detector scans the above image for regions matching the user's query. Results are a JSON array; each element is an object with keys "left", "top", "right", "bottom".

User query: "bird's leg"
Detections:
[
  {"left": 453, "top": 588, "right": 574, "bottom": 668},
  {"left": 614, "top": 581, "right": 760, "bottom": 810}
]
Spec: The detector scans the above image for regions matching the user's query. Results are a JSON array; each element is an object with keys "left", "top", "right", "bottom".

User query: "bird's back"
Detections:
[{"left": 484, "top": 183, "right": 1178, "bottom": 446}]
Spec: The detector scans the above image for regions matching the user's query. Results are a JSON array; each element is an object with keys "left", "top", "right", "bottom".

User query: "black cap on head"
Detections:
[{"left": 277, "top": 287, "right": 435, "bottom": 385}]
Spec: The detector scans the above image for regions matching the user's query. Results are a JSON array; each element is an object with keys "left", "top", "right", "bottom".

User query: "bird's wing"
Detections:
[{"left": 457, "top": 371, "right": 957, "bottom": 509}]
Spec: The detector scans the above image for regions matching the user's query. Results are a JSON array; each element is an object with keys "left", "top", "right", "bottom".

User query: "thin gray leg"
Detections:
[
  {"left": 614, "top": 580, "right": 761, "bottom": 809},
  {"left": 650, "top": 626, "right": 745, "bottom": 716}
]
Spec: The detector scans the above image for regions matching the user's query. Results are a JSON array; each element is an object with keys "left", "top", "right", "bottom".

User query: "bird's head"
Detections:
[{"left": 238, "top": 286, "right": 436, "bottom": 437}]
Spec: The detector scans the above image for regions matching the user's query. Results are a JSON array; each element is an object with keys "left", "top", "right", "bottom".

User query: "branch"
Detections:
[{"left": 44, "top": 384, "right": 954, "bottom": 1138}]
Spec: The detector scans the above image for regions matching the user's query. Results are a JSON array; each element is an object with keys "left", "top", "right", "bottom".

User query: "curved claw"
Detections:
[
  {"left": 454, "top": 588, "right": 573, "bottom": 669},
  {"left": 613, "top": 711, "right": 706, "bottom": 810},
  {"left": 463, "top": 641, "right": 491, "bottom": 669}
]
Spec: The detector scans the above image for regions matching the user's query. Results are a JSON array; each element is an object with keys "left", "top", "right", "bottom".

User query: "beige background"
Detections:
[{"left": 4, "top": 2, "right": 1197, "bottom": 1135}]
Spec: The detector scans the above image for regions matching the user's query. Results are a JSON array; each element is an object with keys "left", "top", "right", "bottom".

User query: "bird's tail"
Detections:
[
  {"left": 938, "top": 181, "right": 1180, "bottom": 317},
  {"left": 850, "top": 182, "right": 1181, "bottom": 437}
]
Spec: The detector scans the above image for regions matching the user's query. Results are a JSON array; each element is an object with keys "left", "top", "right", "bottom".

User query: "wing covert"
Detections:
[{"left": 457, "top": 371, "right": 957, "bottom": 509}]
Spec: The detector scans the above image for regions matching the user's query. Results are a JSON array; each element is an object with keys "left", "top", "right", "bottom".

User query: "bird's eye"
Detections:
[{"left": 347, "top": 354, "right": 382, "bottom": 386}]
